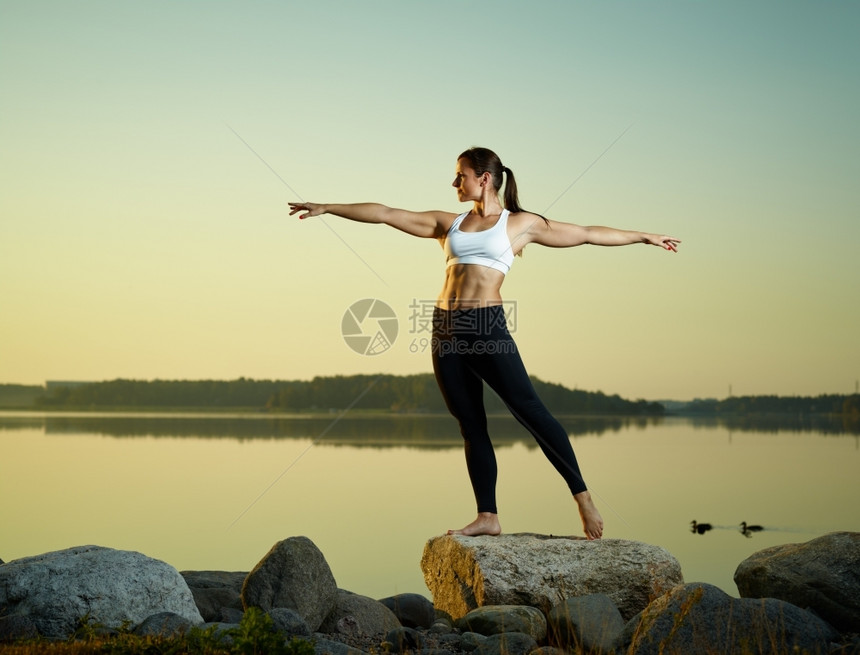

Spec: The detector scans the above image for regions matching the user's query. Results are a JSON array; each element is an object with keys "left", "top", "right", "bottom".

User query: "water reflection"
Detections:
[
  {"left": 1, "top": 412, "right": 857, "bottom": 599},
  {"left": 0, "top": 413, "right": 662, "bottom": 447},
  {"left": 685, "top": 413, "right": 859, "bottom": 435}
]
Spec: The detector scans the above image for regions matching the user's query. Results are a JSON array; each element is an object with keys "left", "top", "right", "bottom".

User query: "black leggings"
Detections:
[{"left": 432, "top": 305, "right": 587, "bottom": 514}]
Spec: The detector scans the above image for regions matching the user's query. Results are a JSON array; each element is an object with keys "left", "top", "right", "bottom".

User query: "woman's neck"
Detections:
[{"left": 471, "top": 195, "right": 504, "bottom": 217}]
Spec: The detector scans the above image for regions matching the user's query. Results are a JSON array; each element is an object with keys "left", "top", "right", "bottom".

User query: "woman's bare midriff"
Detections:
[{"left": 436, "top": 265, "right": 506, "bottom": 310}]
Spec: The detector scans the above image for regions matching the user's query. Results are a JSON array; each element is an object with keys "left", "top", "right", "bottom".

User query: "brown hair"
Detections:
[{"left": 457, "top": 147, "right": 547, "bottom": 223}]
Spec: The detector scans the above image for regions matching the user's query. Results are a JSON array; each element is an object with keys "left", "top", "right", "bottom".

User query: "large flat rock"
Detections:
[{"left": 421, "top": 533, "right": 682, "bottom": 621}]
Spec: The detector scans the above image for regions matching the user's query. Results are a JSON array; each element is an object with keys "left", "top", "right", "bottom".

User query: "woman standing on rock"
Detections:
[{"left": 289, "top": 147, "right": 679, "bottom": 540}]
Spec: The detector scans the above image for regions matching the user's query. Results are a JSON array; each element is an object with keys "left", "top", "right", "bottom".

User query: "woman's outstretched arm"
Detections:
[
  {"left": 289, "top": 202, "right": 453, "bottom": 239},
  {"left": 511, "top": 212, "right": 681, "bottom": 252}
]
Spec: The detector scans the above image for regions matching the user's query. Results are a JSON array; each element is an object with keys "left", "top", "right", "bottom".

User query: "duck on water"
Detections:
[
  {"left": 690, "top": 520, "right": 712, "bottom": 534},
  {"left": 740, "top": 521, "right": 764, "bottom": 537}
]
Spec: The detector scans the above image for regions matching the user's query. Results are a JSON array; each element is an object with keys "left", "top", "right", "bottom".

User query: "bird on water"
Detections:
[
  {"left": 740, "top": 521, "right": 764, "bottom": 537},
  {"left": 691, "top": 520, "right": 713, "bottom": 534}
]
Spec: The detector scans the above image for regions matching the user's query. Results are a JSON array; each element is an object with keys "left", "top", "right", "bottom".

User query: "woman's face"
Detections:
[{"left": 452, "top": 158, "right": 483, "bottom": 202}]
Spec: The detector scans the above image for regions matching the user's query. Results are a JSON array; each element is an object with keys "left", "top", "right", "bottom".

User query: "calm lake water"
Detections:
[{"left": 1, "top": 412, "right": 858, "bottom": 600}]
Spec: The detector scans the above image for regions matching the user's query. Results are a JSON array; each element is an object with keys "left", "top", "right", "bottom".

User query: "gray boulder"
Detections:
[
  {"left": 241, "top": 536, "right": 337, "bottom": 632},
  {"left": 734, "top": 531, "right": 860, "bottom": 633},
  {"left": 456, "top": 605, "right": 547, "bottom": 642},
  {"left": 319, "top": 589, "right": 401, "bottom": 636},
  {"left": 268, "top": 607, "right": 311, "bottom": 637},
  {"left": 473, "top": 631, "right": 538, "bottom": 655},
  {"left": 220, "top": 607, "right": 245, "bottom": 624},
  {"left": 378, "top": 592, "right": 436, "bottom": 628},
  {"left": 0, "top": 545, "right": 203, "bottom": 639},
  {"left": 615, "top": 582, "right": 839, "bottom": 655},
  {"left": 460, "top": 631, "right": 488, "bottom": 651},
  {"left": 421, "top": 533, "right": 682, "bottom": 621},
  {"left": 430, "top": 618, "right": 454, "bottom": 634},
  {"left": 181, "top": 570, "right": 247, "bottom": 622},
  {"left": 546, "top": 594, "right": 624, "bottom": 654}
]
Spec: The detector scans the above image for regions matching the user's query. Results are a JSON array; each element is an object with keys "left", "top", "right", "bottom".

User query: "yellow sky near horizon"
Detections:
[{"left": 1, "top": 1, "right": 858, "bottom": 401}]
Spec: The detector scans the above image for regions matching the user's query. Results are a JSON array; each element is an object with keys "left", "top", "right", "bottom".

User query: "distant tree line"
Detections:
[
  {"left": 28, "top": 375, "right": 665, "bottom": 415},
  {"left": 0, "top": 384, "right": 44, "bottom": 408},
  {"left": 34, "top": 378, "right": 281, "bottom": 409},
  {"left": 682, "top": 394, "right": 859, "bottom": 416}
]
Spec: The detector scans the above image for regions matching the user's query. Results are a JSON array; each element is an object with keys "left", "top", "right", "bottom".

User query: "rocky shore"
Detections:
[{"left": 1, "top": 532, "right": 858, "bottom": 654}]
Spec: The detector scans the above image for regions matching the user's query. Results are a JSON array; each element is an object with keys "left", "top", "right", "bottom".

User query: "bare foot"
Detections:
[
  {"left": 447, "top": 512, "right": 502, "bottom": 536},
  {"left": 575, "top": 491, "right": 603, "bottom": 540}
]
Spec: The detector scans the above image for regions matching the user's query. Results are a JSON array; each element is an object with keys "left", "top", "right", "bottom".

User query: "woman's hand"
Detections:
[
  {"left": 645, "top": 234, "right": 681, "bottom": 252},
  {"left": 288, "top": 202, "right": 325, "bottom": 219}
]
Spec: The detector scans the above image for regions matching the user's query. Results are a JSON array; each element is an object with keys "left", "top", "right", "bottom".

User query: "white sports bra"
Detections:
[{"left": 443, "top": 210, "right": 514, "bottom": 275}]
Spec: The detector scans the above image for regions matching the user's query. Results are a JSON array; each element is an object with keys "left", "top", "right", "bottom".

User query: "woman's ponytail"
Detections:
[{"left": 501, "top": 166, "right": 525, "bottom": 214}]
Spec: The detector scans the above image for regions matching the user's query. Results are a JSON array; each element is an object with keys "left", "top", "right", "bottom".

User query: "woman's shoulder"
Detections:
[{"left": 506, "top": 209, "right": 547, "bottom": 230}]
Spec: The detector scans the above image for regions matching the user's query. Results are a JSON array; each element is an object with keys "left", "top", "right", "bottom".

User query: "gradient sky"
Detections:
[{"left": 1, "top": 1, "right": 858, "bottom": 401}]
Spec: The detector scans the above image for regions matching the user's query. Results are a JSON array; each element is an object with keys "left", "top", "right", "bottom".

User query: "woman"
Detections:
[{"left": 289, "top": 147, "right": 680, "bottom": 540}]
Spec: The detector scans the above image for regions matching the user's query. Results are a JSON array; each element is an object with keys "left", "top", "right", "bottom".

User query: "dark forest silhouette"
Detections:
[
  {"left": 1, "top": 376, "right": 663, "bottom": 415},
  {"left": 2, "top": 382, "right": 857, "bottom": 427}
]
